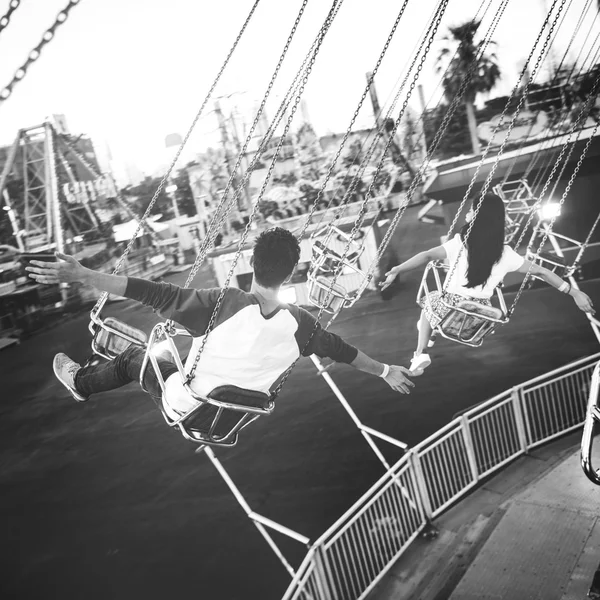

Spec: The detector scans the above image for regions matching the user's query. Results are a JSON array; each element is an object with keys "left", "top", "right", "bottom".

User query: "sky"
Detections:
[{"left": 0, "top": 0, "right": 597, "bottom": 183}]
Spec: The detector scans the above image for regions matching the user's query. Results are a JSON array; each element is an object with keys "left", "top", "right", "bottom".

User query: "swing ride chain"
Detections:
[
  {"left": 570, "top": 209, "right": 600, "bottom": 276},
  {"left": 314, "top": 0, "right": 451, "bottom": 238},
  {"left": 186, "top": 0, "right": 340, "bottom": 383},
  {"left": 0, "top": 0, "right": 20, "bottom": 36},
  {"left": 182, "top": 0, "right": 311, "bottom": 289},
  {"left": 444, "top": 0, "right": 565, "bottom": 247},
  {"left": 503, "top": 0, "right": 578, "bottom": 186},
  {"left": 88, "top": 0, "right": 261, "bottom": 315},
  {"left": 511, "top": 69, "right": 600, "bottom": 253},
  {"left": 295, "top": 0, "right": 411, "bottom": 242},
  {"left": 343, "top": 0, "right": 450, "bottom": 258},
  {"left": 522, "top": 13, "right": 599, "bottom": 191},
  {"left": 182, "top": 0, "right": 345, "bottom": 291},
  {"left": 270, "top": 0, "right": 451, "bottom": 398},
  {"left": 442, "top": 0, "right": 567, "bottom": 295},
  {"left": 371, "top": 0, "right": 509, "bottom": 272},
  {"left": 334, "top": 0, "right": 506, "bottom": 259},
  {"left": 0, "top": 0, "right": 82, "bottom": 102},
  {"left": 509, "top": 117, "right": 600, "bottom": 312}
]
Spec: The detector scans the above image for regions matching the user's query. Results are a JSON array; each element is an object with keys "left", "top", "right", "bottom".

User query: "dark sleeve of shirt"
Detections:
[
  {"left": 291, "top": 306, "right": 358, "bottom": 364},
  {"left": 124, "top": 277, "right": 222, "bottom": 336}
]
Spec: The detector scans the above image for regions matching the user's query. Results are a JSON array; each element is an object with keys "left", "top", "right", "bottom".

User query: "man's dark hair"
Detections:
[{"left": 252, "top": 227, "right": 300, "bottom": 288}]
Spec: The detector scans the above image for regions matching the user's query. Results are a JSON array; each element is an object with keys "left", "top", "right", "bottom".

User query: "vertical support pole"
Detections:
[
  {"left": 511, "top": 387, "right": 530, "bottom": 454},
  {"left": 313, "top": 546, "right": 335, "bottom": 600},
  {"left": 46, "top": 122, "right": 68, "bottom": 303},
  {"left": 460, "top": 415, "right": 479, "bottom": 484},
  {"left": 408, "top": 451, "right": 433, "bottom": 521}
]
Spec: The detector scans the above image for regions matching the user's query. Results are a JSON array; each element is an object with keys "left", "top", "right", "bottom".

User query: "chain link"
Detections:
[
  {"left": 182, "top": 0, "right": 310, "bottom": 289},
  {"left": 369, "top": 0, "right": 509, "bottom": 276},
  {"left": 0, "top": 0, "right": 20, "bottom": 36},
  {"left": 271, "top": 0, "right": 451, "bottom": 397},
  {"left": 187, "top": 0, "right": 341, "bottom": 383},
  {"left": 511, "top": 69, "right": 600, "bottom": 252},
  {"left": 441, "top": 0, "right": 566, "bottom": 295},
  {"left": 295, "top": 0, "right": 411, "bottom": 241},
  {"left": 181, "top": 0, "right": 345, "bottom": 291},
  {"left": 0, "top": 0, "right": 82, "bottom": 103},
  {"left": 508, "top": 84, "right": 600, "bottom": 311},
  {"left": 86, "top": 0, "right": 261, "bottom": 314}
]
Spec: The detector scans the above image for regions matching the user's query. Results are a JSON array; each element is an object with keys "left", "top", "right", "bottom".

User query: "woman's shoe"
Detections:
[{"left": 409, "top": 353, "right": 432, "bottom": 375}]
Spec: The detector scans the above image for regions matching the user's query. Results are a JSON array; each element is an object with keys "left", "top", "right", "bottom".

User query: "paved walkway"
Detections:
[{"left": 370, "top": 432, "right": 600, "bottom": 600}]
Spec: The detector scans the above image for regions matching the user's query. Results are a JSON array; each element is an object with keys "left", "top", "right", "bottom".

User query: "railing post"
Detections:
[
  {"left": 408, "top": 450, "right": 433, "bottom": 521},
  {"left": 313, "top": 545, "right": 335, "bottom": 600},
  {"left": 460, "top": 415, "right": 479, "bottom": 484},
  {"left": 511, "top": 387, "right": 529, "bottom": 454}
]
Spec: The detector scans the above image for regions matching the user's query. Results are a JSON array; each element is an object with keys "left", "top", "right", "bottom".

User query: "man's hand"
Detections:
[
  {"left": 26, "top": 252, "right": 86, "bottom": 285},
  {"left": 379, "top": 266, "right": 400, "bottom": 291},
  {"left": 572, "top": 289, "right": 595, "bottom": 315},
  {"left": 384, "top": 365, "right": 415, "bottom": 394}
]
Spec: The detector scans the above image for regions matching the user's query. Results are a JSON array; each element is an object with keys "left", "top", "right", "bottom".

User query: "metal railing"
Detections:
[{"left": 283, "top": 351, "right": 600, "bottom": 600}]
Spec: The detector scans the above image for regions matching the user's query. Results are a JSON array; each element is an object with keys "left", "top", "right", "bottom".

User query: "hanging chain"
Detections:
[
  {"left": 369, "top": 0, "right": 509, "bottom": 275},
  {"left": 310, "top": 0, "right": 451, "bottom": 239},
  {"left": 509, "top": 117, "right": 600, "bottom": 312},
  {"left": 181, "top": 0, "right": 345, "bottom": 290},
  {"left": 186, "top": 0, "right": 340, "bottom": 383},
  {"left": 0, "top": 0, "right": 20, "bottom": 37},
  {"left": 511, "top": 69, "right": 600, "bottom": 253},
  {"left": 0, "top": 0, "right": 83, "bottom": 102},
  {"left": 87, "top": 0, "right": 261, "bottom": 314},
  {"left": 271, "top": 0, "right": 450, "bottom": 398},
  {"left": 295, "top": 0, "right": 411, "bottom": 241},
  {"left": 441, "top": 0, "right": 566, "bottom": 295},
  {"left": 181, "top": 0, "right": 310, "bottom": 289}
]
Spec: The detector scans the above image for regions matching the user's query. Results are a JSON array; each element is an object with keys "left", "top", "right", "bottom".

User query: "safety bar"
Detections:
[{"left": 581, "top": 360, "right": 600, "bottom": 486}]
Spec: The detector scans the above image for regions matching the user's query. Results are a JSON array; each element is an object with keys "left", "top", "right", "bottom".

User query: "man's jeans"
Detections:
[{"left": 74, "top": 346, "right": 179, "bottom": 400}]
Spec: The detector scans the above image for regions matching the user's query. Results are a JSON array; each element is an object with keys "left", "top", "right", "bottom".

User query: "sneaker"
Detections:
[
  {"left": 416, "top": 320, "right": 436, "bottom": 348},
  {"left": 53, "top": 353, "right": 88, "bottom": 402},
  {"left": 409, "top": 353, "right": 432, "bottom": 375}
]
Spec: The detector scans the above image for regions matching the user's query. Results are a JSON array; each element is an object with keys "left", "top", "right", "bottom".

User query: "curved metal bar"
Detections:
[
  {"left": 416, "top": 261, "right": 509, "bottom": 347},
  {"left": 581, "top": 360, "right": 600, "bottom": 485},
  {"left": 140, "top": 322, "right": 274, "bottom": 447}
]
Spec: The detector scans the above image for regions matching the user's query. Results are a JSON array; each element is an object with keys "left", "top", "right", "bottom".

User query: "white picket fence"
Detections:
[{"left": 282, "top": 352, "right": 599, "bottom": 600}]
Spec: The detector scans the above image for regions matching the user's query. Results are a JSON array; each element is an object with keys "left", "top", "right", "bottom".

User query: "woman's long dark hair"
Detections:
[{"left": 459, "top": 192, "right": 505, "bottom": 288}]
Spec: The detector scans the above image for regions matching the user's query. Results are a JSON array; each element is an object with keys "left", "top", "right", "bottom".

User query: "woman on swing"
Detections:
[{"left": 381, "top": 192, "right": 595, "bottom": 374}]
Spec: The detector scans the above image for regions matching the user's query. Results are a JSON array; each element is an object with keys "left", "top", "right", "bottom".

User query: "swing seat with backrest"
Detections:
[
  {"left": 138, "top": 321, "right": 275, "bottom": 447},
  {"left": 417, "top": 260, "right": 509, "bottom": 348}
]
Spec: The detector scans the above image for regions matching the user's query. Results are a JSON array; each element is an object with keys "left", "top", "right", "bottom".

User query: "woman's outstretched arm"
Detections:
[
  {"left": 517, "top": 260, "right": 595, "bottom": 314},
  {"left": 380, "top": 245, "right": 446, "bottom": 290}
]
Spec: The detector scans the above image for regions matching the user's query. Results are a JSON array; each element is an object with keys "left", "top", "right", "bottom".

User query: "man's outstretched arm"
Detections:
[{"left": 27, "top": 252, "right": 127, "bottom": 295}]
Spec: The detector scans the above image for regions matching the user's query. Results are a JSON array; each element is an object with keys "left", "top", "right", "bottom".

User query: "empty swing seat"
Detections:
[
  {"left": 439, "top": 300, "right": 507, "bottom": 347},
  {"left": 312, "top": 240, "right": 360, "bottom": 273},
  {"left": 307, "top": 274, "right": 350, "bottom": 314},
  {"left": 91, "top": 316, "right": 148, "bottom": 360}
]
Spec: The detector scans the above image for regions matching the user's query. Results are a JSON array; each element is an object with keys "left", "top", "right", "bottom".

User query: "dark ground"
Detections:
[{"left": 1, "top": 206, "right": 598, "bottom": 600}]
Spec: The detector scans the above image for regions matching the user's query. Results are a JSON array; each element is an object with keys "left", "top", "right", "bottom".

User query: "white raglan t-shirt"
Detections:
[{"left": 441, "top": 234, "right": 525, "bottom": 299}]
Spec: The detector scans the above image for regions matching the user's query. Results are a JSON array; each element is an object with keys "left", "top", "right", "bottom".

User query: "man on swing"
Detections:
[{"left": 28, "top": 228, "right": 415, "bottom": 416}]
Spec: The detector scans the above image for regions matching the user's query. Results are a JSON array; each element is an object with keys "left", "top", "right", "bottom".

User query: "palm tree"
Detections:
[{"left": 436, "top": 20, "right": 501, "bottom": 155}]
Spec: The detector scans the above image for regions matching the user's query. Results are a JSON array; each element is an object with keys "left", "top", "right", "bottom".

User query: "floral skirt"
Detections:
[{"left": 418, "top": 291, "right": 491, "bottom": 329}]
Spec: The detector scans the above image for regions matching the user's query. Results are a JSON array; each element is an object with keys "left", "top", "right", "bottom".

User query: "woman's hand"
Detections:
[
  {"left": 380, "top": 266, "right": 400, "bottom": 291},
  {"left": 572, "top": 289, "right": 595, "bottom": 315},
  {"left": 26, "top": 252, "right": 86, "bottom": 285}
]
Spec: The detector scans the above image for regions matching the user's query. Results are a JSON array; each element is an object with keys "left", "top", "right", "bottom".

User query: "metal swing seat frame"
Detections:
[
  {"left": 87, "top": 293, "right": 148, "bottom": 362},
  {"left": 307, "top": 224, "right": 370, "bottom": 314},
  {"left": 139, "top": 321, "right": 275, "bottom": 448},
  {"left": 417, "top": 261, "right": 509, "bottom": 348},
  {"left": 526, "top": 221, "right": 585, "bottom": 277}
]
